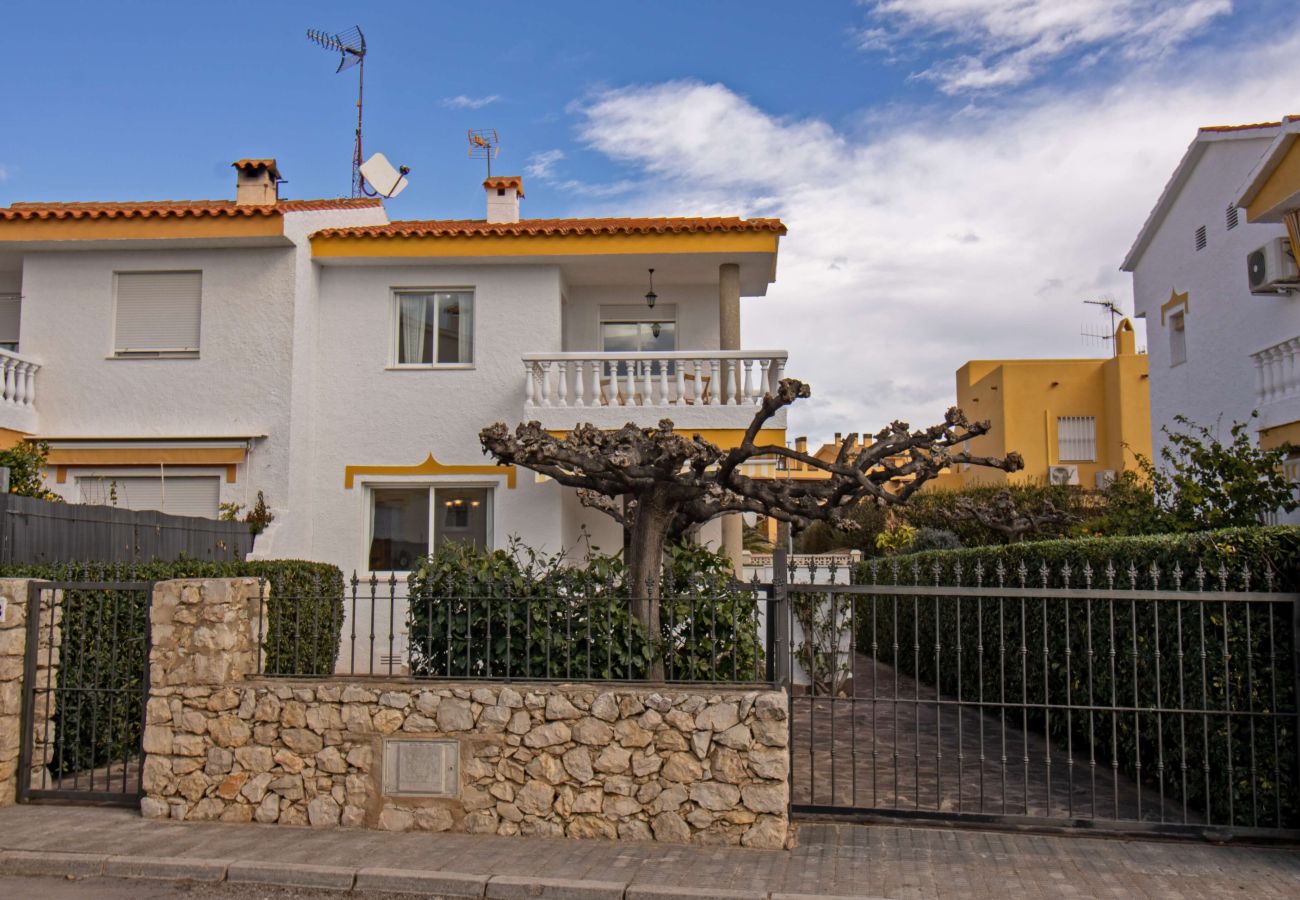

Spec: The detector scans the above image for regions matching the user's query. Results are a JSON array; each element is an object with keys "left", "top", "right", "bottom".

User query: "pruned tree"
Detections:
[
  {"left": 480, "top": 379, "right": 1022, "bottom": 675},
  {"left": 942, "top": 489, "right": 1078, "bottom": 543}
]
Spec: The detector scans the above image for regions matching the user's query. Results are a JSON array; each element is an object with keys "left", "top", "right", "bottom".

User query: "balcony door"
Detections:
[{"left": 600, "top": 311, "right": 676, "bottom": 378}]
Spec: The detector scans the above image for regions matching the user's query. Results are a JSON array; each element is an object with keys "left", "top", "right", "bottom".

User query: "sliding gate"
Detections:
[
  {"left": 17, "top": 581, "right": 154, "bottom": 805},
  {"left": 784, "top": 562, "right": 1300, "bottom": 838}
]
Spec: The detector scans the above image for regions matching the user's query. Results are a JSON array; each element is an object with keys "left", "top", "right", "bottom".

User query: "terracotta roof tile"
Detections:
[
  {"left": 483, "top": 176, "right": 525, "bottom": 197},
  {"left": 312, "top": 215, "right": 787, "bottom": 240},
  {"left": 232, "top": 158, "right": 279, "bottom": 170},
  {"left": 1199, "top": 121, "right": 1282, "bottom": 133},
  {"left": 0, "top": 198, "right": 382, "bottom": 221}
]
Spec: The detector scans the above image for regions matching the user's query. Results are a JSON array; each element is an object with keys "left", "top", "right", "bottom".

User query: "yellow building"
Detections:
[{"left": 934, "top": 319, "right": 1151, "bottom": 489}]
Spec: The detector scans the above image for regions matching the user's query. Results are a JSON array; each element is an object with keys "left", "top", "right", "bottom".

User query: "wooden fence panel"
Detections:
[{"left": 0, "top": 493, "right": 251, "bottom": 564}]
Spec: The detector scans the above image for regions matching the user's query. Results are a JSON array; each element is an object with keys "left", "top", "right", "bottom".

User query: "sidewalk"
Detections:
[{"left": 1, "top": 805, "right": 1298, "bottom": 899}]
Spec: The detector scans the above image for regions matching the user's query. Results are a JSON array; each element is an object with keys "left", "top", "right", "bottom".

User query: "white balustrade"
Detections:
[
  {"left": 522, "top": 350, "right": 789, "bottom": 410},
  {"left": 0, "top": 348, "right": 38, "bottom": 411},
  {"left": 1251, "top": 338, "right": 1300, "bottom": 409}
]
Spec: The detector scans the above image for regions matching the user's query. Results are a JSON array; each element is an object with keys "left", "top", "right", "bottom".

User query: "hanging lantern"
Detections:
[
  {"left": 651, "top": 322, "right": 662, "bottom": 339},
  {"left": 644, "top": 268, "right": 657, "bottom": 309}
]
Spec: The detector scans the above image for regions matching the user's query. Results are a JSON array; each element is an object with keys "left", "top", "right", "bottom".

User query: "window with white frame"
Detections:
[
  {"left": 1057, "top": 416, "right": 1097, "bottom": 462},
  {"left": 0, "top": 294, "right": 20, "bottom": 352},
  {"left": 600, "top": 307, "right": 676, "bottom": 378},
  {"left": 114, "top": 271, "right": 201, "bottom": 356},
  {"left": 1169, "top": 310, "right": 1187, "bottom": 366},
  {"left": 368, "top": 485, "right": 491, "bottom": 571},
  {"left": 395, "top": 291, "right": 473, "bottom": 365}
]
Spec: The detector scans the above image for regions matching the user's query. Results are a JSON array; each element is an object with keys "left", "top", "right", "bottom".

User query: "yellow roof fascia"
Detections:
[
  {"left": 0, "top": 215, "right": 284, "bottom": 243},
  {"left": 311, "top": 230, "right": 780, "bottom": 259}
]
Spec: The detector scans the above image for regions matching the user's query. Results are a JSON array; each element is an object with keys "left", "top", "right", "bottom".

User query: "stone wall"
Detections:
[
  {"left": 0, "top": 580, "right": 58, "bottom": 805},
  {"left": 139, "top": 578, "right": 792, "bottom": 847}
]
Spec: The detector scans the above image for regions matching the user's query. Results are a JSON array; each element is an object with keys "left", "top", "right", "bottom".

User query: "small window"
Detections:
[
  {"left": 1226, "top": 206, "right": 1239, "bottom": 230},
  {"left": 114, "top": 271, "right": 201, "bottom": 356},
  {"left": 0, "top": 294, "right": 20, "bottom": 352},
  {"left": 1057, "top": 416, "right": 1096, "bottom": 462},
  {"left": 395, "top": 291, "right": 473, "bottom": 365},
  {"left": 1194, "top": 225, "right": 1207, "bottom": 251},
  {"left": 1169, "top": 310, "right": 1187, "bottom": 366},
  {"left": 368, "top": 485, "right": 491, "bottom": 571}
]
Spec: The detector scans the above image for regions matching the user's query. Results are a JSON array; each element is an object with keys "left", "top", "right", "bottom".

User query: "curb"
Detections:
[
  {"left": 226, "top": 860, "right": 357, "bottom": 891},
  {"left": 0, "top": 849, "right": 107, "bottom": 877},
  {"left": 487, "top": 875, "right": 628, "bottom": 900},
  {"left": 356, "top": 867, "right": 490, "bottom": 896},
  {"left": 103, "top": 854, "right": 230, "bottom": 883},
  {"left": 626, "top": 887, "right": 769, "bottom": 900}
]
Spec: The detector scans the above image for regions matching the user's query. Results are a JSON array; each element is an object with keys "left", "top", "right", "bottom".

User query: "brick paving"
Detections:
[
  {"left": 1, "top": 804, "right": 1297, "bottom": 898},
  {"left": 792, "top": 653, "right": 1195, "bottom": 826}
]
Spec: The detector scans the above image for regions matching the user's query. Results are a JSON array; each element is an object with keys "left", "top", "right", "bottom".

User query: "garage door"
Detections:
[{"left": 76, "top": 475, "right": 221, "bottom": 518}]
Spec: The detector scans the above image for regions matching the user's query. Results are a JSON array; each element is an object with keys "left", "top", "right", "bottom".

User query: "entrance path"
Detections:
[
  {"left": 793, "top": 653, "right": 1194, "bottom": 825},
  {"left": 1, "top": 804, "right": 1297, "bottom": 899}
]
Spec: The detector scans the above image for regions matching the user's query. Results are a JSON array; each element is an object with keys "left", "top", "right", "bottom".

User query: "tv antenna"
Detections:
[
  {"left": 468, "top": 129, "right": 500, "bottom": 178},
  {"left": 1081, "top": 297, "right": 1124, "bottom": 355},
  {"left": 307, "top": 25, "right": 368, "bottom": 197}
]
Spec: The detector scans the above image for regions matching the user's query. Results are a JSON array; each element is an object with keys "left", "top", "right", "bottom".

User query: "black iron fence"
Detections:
[
  {"left": 256, "top": 572, "right": 782, "bottom": 685},
  {"left": 786, "top": 558, "right": 1300, "bottom": 837}
]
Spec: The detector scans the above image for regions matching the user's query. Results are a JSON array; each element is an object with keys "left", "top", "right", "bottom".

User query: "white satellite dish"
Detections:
[{"left": 359, "top": 152, "right": 410, "bottom": 198}]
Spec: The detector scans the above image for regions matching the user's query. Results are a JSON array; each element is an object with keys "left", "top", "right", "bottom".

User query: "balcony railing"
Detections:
[
  {"left": 1251, "top": 338, "right": 1300, "bottom": 427},
  {"left": 0, "top": 347, "right": 38, "bottom": 411},
  {"left": 522, "top": 351, "right": 788, "bottom": 410}
]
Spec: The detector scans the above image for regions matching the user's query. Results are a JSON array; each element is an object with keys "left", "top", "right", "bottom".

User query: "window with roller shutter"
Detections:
[{"left": 113, "top": 271, "right": 201, "bottom": 356}]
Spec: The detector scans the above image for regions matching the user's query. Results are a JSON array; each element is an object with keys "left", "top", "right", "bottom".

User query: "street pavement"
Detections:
[{"left": 0, "top": 804, "right": 1297, "bottom": 898}]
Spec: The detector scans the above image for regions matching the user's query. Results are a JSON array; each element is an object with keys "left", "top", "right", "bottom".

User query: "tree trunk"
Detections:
[{"left": 626, "top": 489, "right": 676, "bottom": 681}]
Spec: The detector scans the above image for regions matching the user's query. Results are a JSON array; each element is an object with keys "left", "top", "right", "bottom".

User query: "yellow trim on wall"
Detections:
[
  {"left": 311, "top": 230, "right": 780, "bottom": 259},
  {"left": 1259, "top": 420, "right": 1300, "bottom": 451},
  {"left": 1160, "top": 288, "right": 1189, "bottom": 325},
  {"left": 0, "top": 216, "right": 284, "bottom": 243},
  {"left": 1246, "top": 139, "right": 1300, "bottom": 223},
  {"left": 344, "top": 453, "right": 517, "bottom": 489},
  {"left": 45, "top": 447, "right": 246, "bottom": 468}
]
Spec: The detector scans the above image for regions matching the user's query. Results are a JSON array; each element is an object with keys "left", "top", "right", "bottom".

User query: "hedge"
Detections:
[
  {"left": 407, "top": 541, "right": 763, "bottom": 683},
  {"left": 852, "top": 526, "right": 1300, "bottom": 829},
  {"left": 4, "top": 559, "right": 342, "bottom": 779}
]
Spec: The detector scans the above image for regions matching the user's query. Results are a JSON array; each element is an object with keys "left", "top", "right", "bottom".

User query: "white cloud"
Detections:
[
  {"left": 570, "top": 34, "right": 1297, "bottom": 442},
  {"left": 526, "top": 149, "right": 566, "bottom": 180},
  {"left": 0, "top": 164, "right": 8, "bottom": 183},
  {"left": 440, "top": 94, "right": 501, "bottom": 110},
  {"left": 860, "top": 0, "right": 1232, "bottom": 93}
]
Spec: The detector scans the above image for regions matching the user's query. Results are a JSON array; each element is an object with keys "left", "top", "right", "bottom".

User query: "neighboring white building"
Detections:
[
  {"left": 1120, "top": 122, "right": 1297, "bottom": 486},
  {"left": 0, "top": 160, "right": 790, "bottom": 583}
]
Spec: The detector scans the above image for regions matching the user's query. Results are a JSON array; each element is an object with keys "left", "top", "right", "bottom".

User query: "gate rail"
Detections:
[
  {"left": 17, "top": 580, "right": 154, "bottom": 805},
  {"left": 779, "top": 562, "right": 1300, "bottom": 840}
]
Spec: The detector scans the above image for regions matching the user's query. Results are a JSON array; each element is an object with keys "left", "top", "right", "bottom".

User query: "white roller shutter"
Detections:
[
  {"left": 77, "top": 475, "right": 220, "bottom": 518},
  {"left": 1057, "top": 416, "right": 1097, "bottom": 462},
  {"left": 114, "top": 271, "right": 202, "bottom": 354},
  {"left": 0, "top": 296, "right": 20, "bottom": 346}
]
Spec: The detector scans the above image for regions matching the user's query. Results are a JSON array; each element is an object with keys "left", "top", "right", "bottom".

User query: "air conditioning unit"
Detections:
[
  {"left": 1247, "top": 237, "right": 1299, "bottom": 294},
  {"left": 1095, "top": 469, "right": 1117, "bottom": 489},
  {"left": 1048, "top": 464, "right": 1079, "bottom": 486}
]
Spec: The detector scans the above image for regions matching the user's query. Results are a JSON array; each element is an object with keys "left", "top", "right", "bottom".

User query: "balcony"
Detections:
[
  {"left": 521, "top": 350, "right": 789, "bottom": 430},
  {"left": 1251, "top": 337, "right": 1300, "bottom": 430},
  {"left": 0, "top": 347, "right": 39, "bottom": 433}
]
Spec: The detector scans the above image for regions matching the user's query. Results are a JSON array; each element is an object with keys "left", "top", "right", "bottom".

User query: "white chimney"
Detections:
[
  {"left": 484, "top": 176, "right": 524, "bottom": 224},
  {"left": 232, "top": 159, "right": 282, "bottom": 205}
]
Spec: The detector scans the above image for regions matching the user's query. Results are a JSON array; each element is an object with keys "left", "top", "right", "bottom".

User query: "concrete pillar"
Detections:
[{"left": 719, "top": 262, "right": 744, "bottom": 576}]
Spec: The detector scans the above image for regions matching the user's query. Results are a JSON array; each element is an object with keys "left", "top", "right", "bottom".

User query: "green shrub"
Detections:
[
  {"left": 407, "top": 539, "right": 763, "bottom": 683},
  {"left": 5, "top": 558, "right": 342, "bottom": 779},
  {"left": 853, "top": 526, "right": 1300, "bottom": 828}
]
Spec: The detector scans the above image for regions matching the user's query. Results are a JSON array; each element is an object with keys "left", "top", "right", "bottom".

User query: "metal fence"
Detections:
[
  {"left": 0, "top": 493, "right": 251, "bottom": 564},
  {"left": 786, "top": 557, "right": 1300, "bottom": 838},
  {"left": 256, "top": 572, "right": 783, "bottom": 686}
]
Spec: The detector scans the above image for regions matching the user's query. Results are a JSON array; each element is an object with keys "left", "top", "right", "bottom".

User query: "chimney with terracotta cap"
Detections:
[
  {"left": 232, "top": 159, "right": 282, "bottom": 205},
  {"left": 484, "top": 176, "right": 524, "bottom": 224}
]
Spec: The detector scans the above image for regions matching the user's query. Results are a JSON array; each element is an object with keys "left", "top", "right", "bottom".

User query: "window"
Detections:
[
  {"left": 368, "top": 485, "right": 491, "bottom": 570},
  {"left": 76, "top": 474, "right": 220, "bottom": 518},
  {"left": 1057, "top": 416, "right": 1096, "bottom": 462},
  {"left": 114, "top": 271, "right": 201, "bottom": 356},
  {"left": 1226, "top": 206, "right": 1239, "bottom": 230},
  {"left": 395, "top": 291, "right": 473, "bottom": 365},
  {"left": 600, "top": 311, "right": 676, "bottom": 378},
  {"left": 1194, "top": 225, "right": 1207, "bottom": 251},
  {"left": 1169, "top": 310, "right": 1187, "bottom": 366},
  {"left": 0, "top": 294, "right": 19, "bottom": 352}
]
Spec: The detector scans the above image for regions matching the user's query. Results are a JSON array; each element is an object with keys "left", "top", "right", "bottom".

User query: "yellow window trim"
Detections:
[
  {"left": 1160, "top": 288, "right": 1189, "bottom": 326},
  {"left": 345, "top": 453, "right": 517, "bottom": 489}
]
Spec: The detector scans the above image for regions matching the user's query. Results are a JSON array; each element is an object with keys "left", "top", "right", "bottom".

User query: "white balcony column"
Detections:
[
  {"left": 1, "top": 358, "right": 12, "bottom": 406},
  {"left": 719, "top": 261, "right": 744, "bottom": 575},
  {"left": 524, "top": 361, "right": 536, "bottom": 408},
  {"left": 22, "top": 362, "right": 34, "bottom": 408}
]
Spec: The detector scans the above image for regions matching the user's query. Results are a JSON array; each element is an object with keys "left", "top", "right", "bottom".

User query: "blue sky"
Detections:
[{"left": 4, "top": 1, "right": 1297, "bottom": 436}]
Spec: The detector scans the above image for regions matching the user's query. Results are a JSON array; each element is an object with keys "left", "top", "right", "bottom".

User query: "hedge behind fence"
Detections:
[
  {"left": 852, "top": 526, "right": 1300, "bottom": 828},
  {"left": 4, "top": 559, "right": 343, "bottom": 779}
]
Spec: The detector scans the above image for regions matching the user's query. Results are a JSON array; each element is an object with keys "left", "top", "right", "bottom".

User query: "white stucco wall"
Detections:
[{"left": 1130, "top": 137, "right": 1294, "bottom": 455}]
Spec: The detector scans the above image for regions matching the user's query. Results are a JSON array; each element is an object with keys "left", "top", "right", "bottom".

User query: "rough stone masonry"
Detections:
[{"left": 139, "top": 579, "right": 792, "bottom": 848}]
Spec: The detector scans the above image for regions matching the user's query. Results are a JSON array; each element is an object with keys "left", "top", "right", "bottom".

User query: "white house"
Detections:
[
  {"left": 0, "top": 160, "right": 790, "bottom": 585},
  {"left": 1120, "top": 121, "right": 1299, "bottom": 491}
]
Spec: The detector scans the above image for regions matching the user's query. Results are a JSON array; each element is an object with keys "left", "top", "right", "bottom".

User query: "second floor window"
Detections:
[
  {"left": 396, "top": 291, "right": 473, "bottom": 365},
  {"left": 1057, "top": 416, "right": 1097, "bottom": 462},
  {"left": 114, "top": 271, "right": 202, "bottom": 357},
  {"left": 1169, "top": 310, "right": 1187, "bottom": 366}
]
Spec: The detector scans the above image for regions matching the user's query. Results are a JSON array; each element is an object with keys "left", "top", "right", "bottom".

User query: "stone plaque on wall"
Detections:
[{"left": 382, "top": 739, "right": 459, "bottom": 797}]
